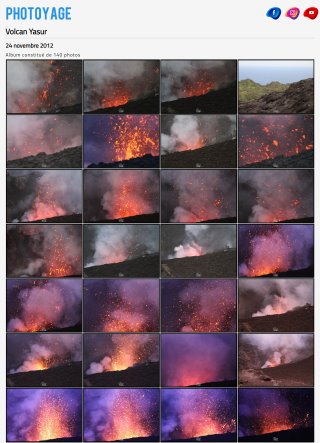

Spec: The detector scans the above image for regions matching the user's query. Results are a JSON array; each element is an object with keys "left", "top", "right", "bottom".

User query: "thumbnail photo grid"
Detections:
[{"left": 6, "top": 59, "right": 314, "bottom": 443}]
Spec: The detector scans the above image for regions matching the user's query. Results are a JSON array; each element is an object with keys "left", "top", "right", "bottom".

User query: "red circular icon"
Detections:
[{"left": 304, "top": 7, "right": 318, "bottom": 19}]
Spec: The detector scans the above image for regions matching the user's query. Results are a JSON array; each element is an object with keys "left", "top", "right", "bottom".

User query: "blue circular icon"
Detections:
[{"left": 267, "top": 7, "right": 282, "bottom": 20}]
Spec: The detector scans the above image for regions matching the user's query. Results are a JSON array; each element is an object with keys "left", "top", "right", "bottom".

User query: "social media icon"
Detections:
[
  {"left": 286, "top": 7, "right": 300, "bottom": 19},
  {"left": 266, "top": 7, "right": 282, "bottom": 20},
  {"left": 304, "top": 7, "right": 318, "bottom": 19}
]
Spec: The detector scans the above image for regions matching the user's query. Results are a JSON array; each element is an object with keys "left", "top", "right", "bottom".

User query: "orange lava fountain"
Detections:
[
  {"left": 182, "top": 72, "right": 215, "bottom": 97},
  {"left": 45, "top": 229, "right": 75, "bottom": 277},
  {"left": 22, "top": 183, "right": 66, "bottom": 222}
]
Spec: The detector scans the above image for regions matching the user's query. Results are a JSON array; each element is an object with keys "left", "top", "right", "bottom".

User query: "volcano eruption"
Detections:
[
  {"left": 84, "top": 388, "right": 159, "bottom": 442},
  {"left": 161, "top": 114, "right": 236, "bottom": 168},
  {"left": 239, "top": 279, "right": 313, "bottom": 332},
  {"left": 7, "top": 278, "right": 82, "bottom": 333},
  {"left": 238, "top": 388, "right": 314, "bottom": 442},
  {"left": 161, "top": 224, "right": 236, "bottom": 278},
  {"left": 84, "top": 115, "right": 159, "bottom": 168},
  {"left": 7, "top": 224, "right": 82, "bottom": 278},
  {"left": 161, "top": 334, "right": 236, "bottom": 387},
  {"left": 84, "top": 224, "right": 159, "bottom": 278},
  {"left": 162, "top": 388, "right": 237, "bottom": 442},
  {"left": 6, "top": 114, "right": 82, "bottom": 168},
  {"left": 161, "top": 279, "right": 236, "bottom": 332},
  {"left": 239, "top": 115, "right": 314, "bottom": 168},
  {"left": 161, "top": 169, "right": 236, "bottom": 222},
  {"left": 239, "top": 169, "right": 314, "bottom": 223},
  {"left": 161, "top": 60, "right": 237, "bottom": 114},
  {"left": 238, "top": 224, "right": 314, "bottom": 278},
  {"left": 239, "top": 333, "right": 313, "bottom": 387},
  {"left": 7, "top": 388, "right": 82, "bottom": 441},
  {"left": 84, "top": 60, "right": 160, "bottom": 113},
  {"left": 83, "top": 279, "right": 159, "bottom": 332},
  {"left": 7, "top": 333, "right": 82, "bottom": 387},
  {"left": 7, "top": 170, "right": 82, "bottom": 223},
  {"left": 84, "top": 333, "right": 159, "bottom": 387},
  {"left": 84, "top": 170, "right": 159, "bottom": 223},
  {"left": 7, "top": 60, "right": 82, "bottom": 114}
]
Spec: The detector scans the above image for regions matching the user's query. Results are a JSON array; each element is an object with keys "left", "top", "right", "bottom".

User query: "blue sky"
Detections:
[{"left": 239, "top": 60, "right": 313, "bottom": 84}]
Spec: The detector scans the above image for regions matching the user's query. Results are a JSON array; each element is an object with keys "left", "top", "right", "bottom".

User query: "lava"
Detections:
[
  {"left": 161, "top": 389, "right": 236, "bottom": 441},
  {"left": 84, "top": 388, "right": 159, "bottom": 442},
  {"left": 7, "top": 60, "right": 82, "bottom": 113},
  {"left": 239, "top": 115, "right": 314, "bottom": 166},
  {"left": 161, "top": 334, "right": 236, "bottom": 387},
  {"left": 85, "top": 334, "right": 158, "bottom": 374},
  {"left": 239, "top": 225, "right": 313, "bottom": 278},
  {"left": 83, "top": 279, "right": 159, "bottom": 333},
  {"left": 238, "top": 388, "right": 313, "bottom": 438},
  {"left": 161, "top": 279, "right": 236, "bottom": 332},
  {"left": 45, "top": 227, "right": 79, "bottom": 277},
  {"left": 182, "top": 71, "right": 215, "bottom": 97}
]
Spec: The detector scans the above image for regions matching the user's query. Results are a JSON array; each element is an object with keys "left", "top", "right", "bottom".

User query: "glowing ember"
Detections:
[
  {"left": 45, "top": 228, "right": 76, "bottom": 277},
  {"left": 182, "top": 72, "right": 215, "bottom": 97},
  {"left": 239, "top": 115, "right": 314, "bottom": 166},
  {"left": 84, "top": 389, "right": 159, "bottom": 442},
  {"left": 162, "top": 388, "right": 236, "bottom": 440},
  {"left": 169, "top": 241, "right": 203, "bottom": 259}
]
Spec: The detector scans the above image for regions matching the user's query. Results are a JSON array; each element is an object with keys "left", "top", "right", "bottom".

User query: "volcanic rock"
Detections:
[
  {"left": 161, "top": 250, "right": 237, "bottom": 278},
  {"left": 22, "top": 214, "right": 82, "bottom": 224},
  {"left": 188, "top": 379, "right": 237, "bottom": 388},
  {"left": 254, "top": 266, "right": 314, "bottom": 278},
  {"left": 163, "top": 433, "right": 237, "bottom": 442},
  {"left": 84, "top": 253, "right": 159, "bottom": 278},
  {"left": 161, "top": 81, "right": 237, "bottom": 114},
  {"left": 6, "top": 361, "right": 82, "bottom": 388},
  {"left": 86, "top": 93, "right": 159, "bottom": 114},
  {"left": 239, "top": 305, "right": 314, "bottom": 333},
  {"left": 88, "top": 153, "right": 159, "bottom": 168},
  {"left": 7, "top": 146, "right": 82, "bottom": 169},
  {"left": 241, "top": 149, "right": 314, "bottom": 168},
  {"left": 239, "top": 78, "right": 314, "bottom": 114},
  {"left": 93, "top": 213, "right": 159, "bottom": 223},
  {"left": 84, "top": 361, "right": 159, "bottom": 387},
  {"left": 161, "top": 139, "right": 237, "bottom": 168}
]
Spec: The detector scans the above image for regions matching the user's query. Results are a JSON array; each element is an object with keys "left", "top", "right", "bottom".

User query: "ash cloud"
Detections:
[
  {"left": 7, "top": 60, "right": 82, "bottom": 113},
  {"left": 7, "top": 333, "right": 82, "bottom": 374},
  {"left": 7, "top": 225, "right": 82, "bottom": 278},
  {"left": 239, "top": 170, "right": 313, "bottom": 222},
  {"left": 161, "top": 60, "right": 237, "bottom": 102},
  {"left": 7, "top": 115, "right": 82, "bottom": 161},
  {"left": 84, "top": 170, "right": 159, "bottom": 221},
  {"left": 161, "top": 114, "right": 236, "bottom": 154},
  {"left": 162, "top": 224, "right": 236, "bottom": 260},
  {"left": 84, "top": 334, "right": 159, "bottom": 375},
  {"left": 84, "top": 60, "right": 159, "bottom": 112},
  {"left": 239, "top": 279, "right": 313, "bottom": 319},
  {"left": 239, "top": 225, "right": 314, "bottom": 277},
  {"left": 7, "top": 170, "right": 82, "bottom": 222},
  {"left": 161, "top": 334, "right": 236, "bottom": 386},
  {"left": 161, "top": 169, "right": 236, "bottom": 222},
  {"left": 83, "top": 279, "right": 159, "bottom": 332},
  {"left": 84, "top": 224, "right": 159, "bottom": 267},
  {"left": 7, "top": 279, "right": 82, "bottom": 332}
]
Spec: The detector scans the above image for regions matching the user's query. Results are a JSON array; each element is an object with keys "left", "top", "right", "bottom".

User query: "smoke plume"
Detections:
[
  {"left": 84, "top": 224, "right": 159, "bottom": 267},
  {"left": 161, "top": 114, "right": 236, "bottom": 154},
  {"left": 161, "top": 170, "right": 236, "bottom": 222},
  {"left": 84, "top": 170, "right": 159, "bottom": 221},
  {"left": 239, "top": 170, "right": 313, "bottom": 222},
  {"left": 161, "top": 60, "right": 237, "bottom": 102},
  {"left": 84, "top": 60, "right": 159, "bottom": 112},
  {"left": 7, "top": 115, "right": 82, "bottom": 161}
]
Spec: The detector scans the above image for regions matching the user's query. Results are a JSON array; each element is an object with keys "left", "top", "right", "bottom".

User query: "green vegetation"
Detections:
[{"left": 239, "top": 79, "right": 289, "bottom": 103}]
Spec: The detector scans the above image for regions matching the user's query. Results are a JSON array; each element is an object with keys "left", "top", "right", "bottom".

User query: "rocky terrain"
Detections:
[
  {"left": 90, "top": 213, "right": 159, "bottom": 223},
  {"left": 241, "top": 149, "right": 314, "bottom": 168},
  {"left": 239, "top": 78, "right": 314, "bottom": 114},
  {"left": 84, "top": 361, "right": 159, "bottom": 387},
  {"left": 161, "top": 81, "right": 237, "bottom": 114},
  {"left": 239, "top": 427, "right": 313, "bottom": 442},
  {"left": 87, "top": 153, "right": 159, "bottom": 168},
  {"left": 86, "top": 93, "right": 159, "bottom": 114},
  {"left": 7, "top": 146, "right": 82, "bottom": 169},
  {"left": 161, "top": 249, "right": 237, "bottom": 278},
  {"left": 239, "top": 79, "right": 288, "bottom": 103},
  {"left": 6, "top": 362, "right": 82, "bottom": 388},
  {"left": 161, "top": 139, "right": 237, "bottom": 168},
  {"left": 239, "top": 304, "right": 314, "bottom": 333},
  {"left": 21, "top": 214, "right": 82, "bottom": 224},
  {"left": 84, "top": 254, "right": 159, "bottom": 278},
  {"left": 164, "top": 433, "right": 237, "bottom": 442}
]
